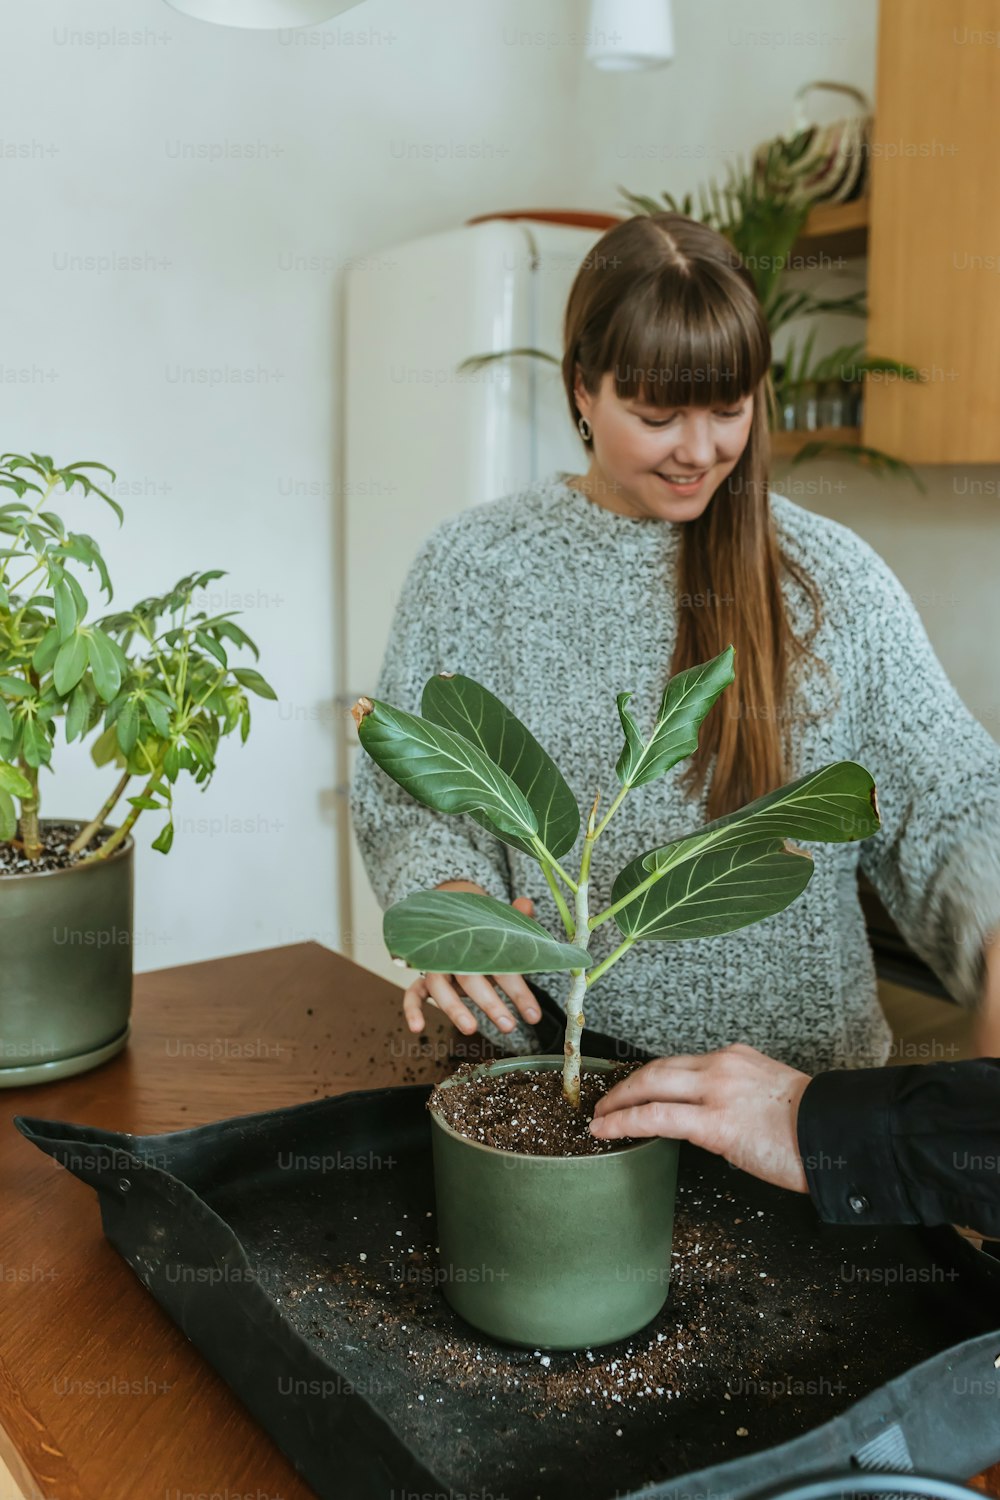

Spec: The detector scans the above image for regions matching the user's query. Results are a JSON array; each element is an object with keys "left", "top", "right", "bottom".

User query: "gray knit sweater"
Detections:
[{"left": 349, "top": 470, "right": 1000, "bottom": 1073}]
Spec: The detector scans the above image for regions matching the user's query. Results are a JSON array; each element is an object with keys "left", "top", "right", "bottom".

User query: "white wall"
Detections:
[
  {"left": 0, "top": 0, "right": 584, "bottom": 970},
  {"left": 2, "top": 0, "right": 996, "bottom": 972}
]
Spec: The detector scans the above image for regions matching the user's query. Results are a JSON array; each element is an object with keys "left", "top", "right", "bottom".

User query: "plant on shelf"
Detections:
[
  {"left": 0, "top": 450, "right": 277, "bottom": 863},
  {"left": 352, "top": 646, "right": 881, "bottom": 1108}
]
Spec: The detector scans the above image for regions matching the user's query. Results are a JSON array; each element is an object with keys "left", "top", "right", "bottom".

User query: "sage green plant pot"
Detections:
[
  {"left": 0, "top": 819, "right": 133, "bottom": 1088},
  {"left": 429, "top": 1054, "right": 679, "bottom": 1350}
]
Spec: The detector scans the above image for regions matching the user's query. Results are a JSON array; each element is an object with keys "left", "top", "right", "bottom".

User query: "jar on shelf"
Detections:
[{"left": 795, "top": 380, "right": 821, "bottom": 432}]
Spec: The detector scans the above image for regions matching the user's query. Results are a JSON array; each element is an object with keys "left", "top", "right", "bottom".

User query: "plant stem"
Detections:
[
  {"left": 15, "top": 760, "right": 42, "bottom": 861},
  {"left": 541, "top": 860, "right": 574, "bottom": 936},
  {"left": 68, "top": 770, "right": 132, "bottom": 855},
  {"left": 77, "top": 756, "right": 163, "bottom": 864},
  {"left": 561, "top": 883, "right": 590, "bottom": 1111},
  {"left": 592, "top": 782, "right": 629, "bottom": 841},
  {"left": 562, "top": 792, "right": 600, "bottom": 1109},
  {"left": 586, "top": 934, "right": 636, "bottom": 987},
  {"left": 530, "top": 837, "right": 578, "bottom": 895},
  {"left": 589, "top": 864, "right": 664, "bottom": 931}
]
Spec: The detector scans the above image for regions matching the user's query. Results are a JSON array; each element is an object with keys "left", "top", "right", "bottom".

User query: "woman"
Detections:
[{"left": 349, "top": 212, "right": 1000, "bottom": 1074}]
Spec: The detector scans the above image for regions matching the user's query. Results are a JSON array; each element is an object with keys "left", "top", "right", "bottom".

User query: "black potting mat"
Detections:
[{"left": 15, "top": 1063, "right": 1000, "bottom": 1500}]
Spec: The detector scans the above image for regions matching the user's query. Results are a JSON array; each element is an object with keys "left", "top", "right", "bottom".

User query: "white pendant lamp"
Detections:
[
  {"left": 163, "top": 0, "right": 364, "bottom": 29},
  {"left": 586, "top": 0, "right": 675, "bottom": 70}
]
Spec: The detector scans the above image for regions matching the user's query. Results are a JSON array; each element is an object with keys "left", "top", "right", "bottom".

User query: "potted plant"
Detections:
[
  {"left": 351, "top": 649, "right": 881, "bottom": 1349},
  {"left": 0, "top": 451, "right": 276, "bottom": 1087}
]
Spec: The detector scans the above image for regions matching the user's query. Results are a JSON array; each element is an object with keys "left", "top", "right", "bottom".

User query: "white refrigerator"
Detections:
[{"left": 339, "top": 217, "right": 604, "bottom": 982}]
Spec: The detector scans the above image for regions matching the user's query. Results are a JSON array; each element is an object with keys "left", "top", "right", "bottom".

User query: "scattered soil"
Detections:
[
  {"left": 428, "top": 1058, "right": 643, "bottom": 1156},
  {"left": 0, "top": 822, "right": 111, "bottom": 875},
  {"left": 211, "top": 1108, "right": 993, "bottom": 1500}
]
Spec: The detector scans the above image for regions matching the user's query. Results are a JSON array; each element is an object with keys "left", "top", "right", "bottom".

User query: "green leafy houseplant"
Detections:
[
  {"left": 352, "top": 646, "right": 881, "bottom": 1110},
  {"left": 0, "top": 451, "right": 276, "bottom": 864}
]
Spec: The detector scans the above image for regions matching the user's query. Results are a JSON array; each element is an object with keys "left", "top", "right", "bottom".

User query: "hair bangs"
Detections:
[{"left": 604, "top": 271, "right": 768, "bottom": 411}]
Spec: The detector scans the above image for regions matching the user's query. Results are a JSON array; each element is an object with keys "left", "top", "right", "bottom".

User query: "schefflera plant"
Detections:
[
  {"left": 0, "top": 451, "right": 276, "bottom": 862},
  {"left": 352, "top": 646, "right": 880, "bottom": 1109}
]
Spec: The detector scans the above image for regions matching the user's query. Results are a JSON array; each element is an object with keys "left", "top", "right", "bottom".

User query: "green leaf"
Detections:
[
  {"left": 355, "top": 697, "right": 540, "bottom": 850},
  {"left": 616, "top": 647, "right": 735, "bottom": 790},
  {"left": 21, "top": 716, "right": 51, "bottom": 768},
  {"left": 195, "top": 629, "right": 228, "bottom": 668},
  {"left": 65, "top": 681, "right": 91, "bottom": 742},
  {"left": 53, "top": 632, "right": 89, "bottom": 695},
  {"left": 421, "top": 673, "right": 580, "bottom": 861},
  {"left": 232, "top": 667, "right": 276, "bottom": 700},
  {"left": 612, "top": 838, "right": 814, "bottom": 941},
  {"left": 0, "top": 698, "right": 12, "bottom": 739},
  {"left": 0, "top": 760, "right": 32, "bottom": 797},
  {"left": 0, "top": 786, "right": 15, "bottom": 840},
  {"left": 163, "top": 741, "right": 181, "bottom": 780},
  {"left": 87, "top": 627, "right": 123, "bottom": 701},
  {"left": 213, "top": 618, "right": 259, "bottom": 658},
  {"left": 383, "top": 890, "right": 592, "bottom": 974},
  {"left": 31, "top": 627, "right": 61, "bottom": 674},
  {"left": 90, "top": 721, "right": 125, "bottom": 768},
  {"left": 64, "top": 568, "right": 89, "bottom": 623},
  {"left": 127, "top": 795, "right": 163, "bottom": 811},
  {"left": 144, "top": 695, "right": 171, "bottom": 737},
  {"left": 116, "top": 698, "right": 139, "bottom": 754},
  {"left": 53, "top": 575, "right": 77, "bottom": 643},
  {"left": 610, "top": 760, "right": 880, "bottom": 927},
  {"left": 151, "top": 819, "right": 174, "bottom": 854},
  {"left": 0, "top": 675, "right": 32, "bottom": 699}
]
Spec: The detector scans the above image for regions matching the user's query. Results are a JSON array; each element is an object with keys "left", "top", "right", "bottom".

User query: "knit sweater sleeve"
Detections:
[
  {"left": 845, "top": 537, "right": 1000, "bottom": 1011},
  {"left": 348, "top": 522, "right": 513, "bottom": 915}
]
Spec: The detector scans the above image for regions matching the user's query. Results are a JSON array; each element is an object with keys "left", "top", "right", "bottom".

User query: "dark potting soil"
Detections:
[
  {"left": 209, "top": 1136, "right": 990, "bottom": 1500},
  {"left": 0, "top": 821, "right": 110, "bottom": 874},
  {"left": 428, "top": 1059, "right": 644, "bottom": 1155}
]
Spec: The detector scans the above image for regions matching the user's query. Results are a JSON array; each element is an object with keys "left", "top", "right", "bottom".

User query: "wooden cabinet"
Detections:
[{"left": 864, "top": 0, "right": 1000, "bottom": 462}]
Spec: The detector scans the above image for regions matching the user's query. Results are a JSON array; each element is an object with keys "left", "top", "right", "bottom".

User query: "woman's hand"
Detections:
[
  {"left": 401, "top": 882, "right": 544, "bottom": 1037},
  {"left": 589, "top": 1042, "right": 812, "bottom": 1193}
]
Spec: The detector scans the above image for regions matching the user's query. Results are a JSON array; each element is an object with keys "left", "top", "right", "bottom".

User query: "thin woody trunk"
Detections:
[{"left": 16, "top": 762, "right": 42, "bottom": 861}]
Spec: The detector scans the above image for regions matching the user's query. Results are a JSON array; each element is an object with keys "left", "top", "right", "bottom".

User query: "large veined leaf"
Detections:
[
  {"left": 612, "top": 838, "right": 814, "bottom": 941},
  {"left": 354, "top": 697, "right": 539, "bottom": 849},
  {"left": 616, "top": 646, "right": 735, "bottom": 789},
  {"left": 384, "top": 890, "right": 592, "bottom": 974},
  {"left": 421, "top": 672, "right": 579, "bottom": 859},
  {"left": 610, "top": 760, "right": 879, "bottom": 921}
]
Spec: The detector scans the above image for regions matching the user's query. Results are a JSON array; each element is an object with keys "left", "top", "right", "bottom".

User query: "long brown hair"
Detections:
[{"left": 561, "top": 211, "right": 826, "bottom": 819}]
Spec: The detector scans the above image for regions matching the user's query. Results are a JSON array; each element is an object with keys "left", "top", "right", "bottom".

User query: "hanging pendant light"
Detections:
[
  {"left": 586, "top": 0, "right": 675, "bottom": 71},
  {"left": 163, "top": 0, "right": 365, "bottom": 29}
]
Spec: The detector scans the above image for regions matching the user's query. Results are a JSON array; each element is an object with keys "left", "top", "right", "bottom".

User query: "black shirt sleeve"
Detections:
[{"left": 796, "top": 1059, "right": 1000, "bottom": 1234}]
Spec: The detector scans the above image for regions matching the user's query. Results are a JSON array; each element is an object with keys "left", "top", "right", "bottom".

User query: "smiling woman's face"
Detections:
[{"left": 573, "top": 371, "right": 755, "bottom": 521}]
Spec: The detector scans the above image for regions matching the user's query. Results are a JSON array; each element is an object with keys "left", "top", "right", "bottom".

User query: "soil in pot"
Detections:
[
  {"left": 0, "top": 821, "right": 112, "bottom": 875},
  {"left": 427, "top": 1057, "right": 643, "bottom": 1155}
]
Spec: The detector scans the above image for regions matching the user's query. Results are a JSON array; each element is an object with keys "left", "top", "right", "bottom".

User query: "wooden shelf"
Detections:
[
  {"left": 770, "top": 426, "right": 861, "bottom": 458},
  {"left": 791, "top": 198, "right": 869, "bottom": 261}
]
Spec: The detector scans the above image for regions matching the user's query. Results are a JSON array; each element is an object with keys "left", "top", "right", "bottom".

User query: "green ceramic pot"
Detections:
[
  {"left": 0, "top": 819, "right": 134, "bottom": 1087},
  {"left": 429, "top": 1054, "right": 679, "bottom": 1350}
]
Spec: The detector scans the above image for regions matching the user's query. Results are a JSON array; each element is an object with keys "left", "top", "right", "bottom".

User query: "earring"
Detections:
[{"left": 577, "top": 415, "right": 592, "bottom": 441}]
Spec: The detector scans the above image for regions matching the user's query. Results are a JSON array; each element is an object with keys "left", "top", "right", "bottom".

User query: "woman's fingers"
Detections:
[
  {"left": 402, "top": 976, "right": 429, "bottom": 1033},
  {"left": 493, "top": 972, "right": 542, "bottom": 1024},
  {"left": 425, "top": 972, "right": 480, "bottom": 1035},
  {"left": 454, "top": 973, "right": 522, "bottom": 1034},
  {"left": 590, "top": 1100, "right": 704, "bottom": 1141}
]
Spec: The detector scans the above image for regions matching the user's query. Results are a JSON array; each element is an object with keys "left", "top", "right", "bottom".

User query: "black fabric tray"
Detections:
[{"left": 13, "top": 992, "right": 1000, "bottom": 1500}]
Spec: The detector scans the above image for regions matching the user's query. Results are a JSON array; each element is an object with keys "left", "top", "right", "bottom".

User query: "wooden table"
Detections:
[
  {"left": 1, "top": 941, "right": 998, "bottom": 1500},
  {"left": 0, "top": 942, "right": 471, "bottom": 1500}
]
